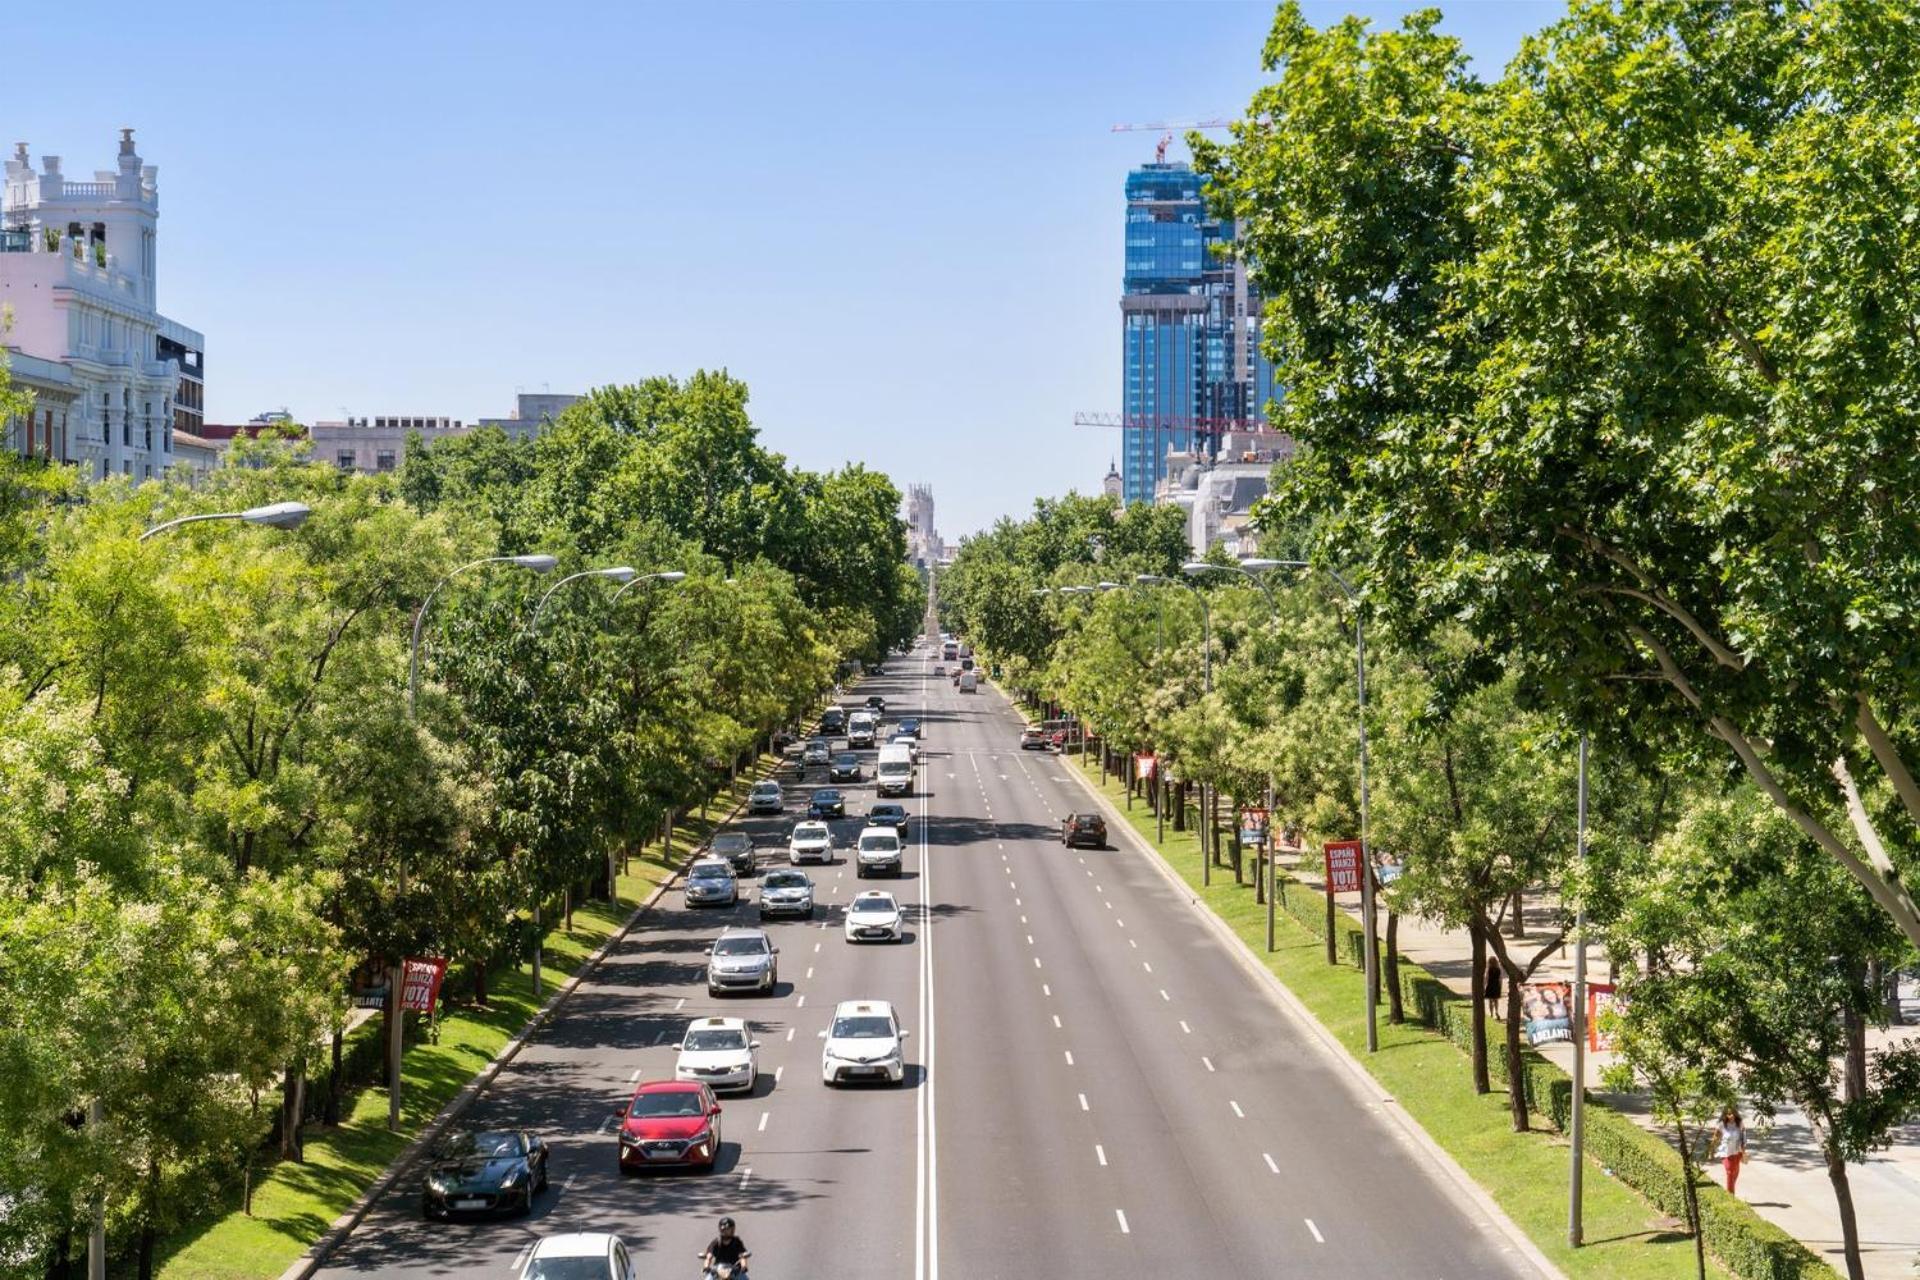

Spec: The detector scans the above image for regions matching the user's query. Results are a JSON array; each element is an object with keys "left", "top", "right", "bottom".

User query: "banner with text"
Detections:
[
  {"left": 401, "top": 956, "right": 449, "bottom": 1014},
  {"left": 1587, "top": 983, "right": 1620, "bottom": 1053},
  {"left": 1522, "top": 981, "right": 1574, "bottom": 1046},
  {"left": 1240, "top": 808, "right": 1269, "bottom": 848},
  {"left": 1324, "top": 840, "right": 1363, "bottom": 894},
  {"left": 1134, "top": 753, "right": 1157, "bottom": 781}
]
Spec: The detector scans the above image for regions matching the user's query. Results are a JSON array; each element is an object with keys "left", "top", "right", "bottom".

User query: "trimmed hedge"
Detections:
[{"left": 1268, "top": 865, "right": 1835, "bottom": 1280}]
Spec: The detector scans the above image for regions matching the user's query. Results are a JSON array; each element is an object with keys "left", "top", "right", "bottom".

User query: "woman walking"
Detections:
[
  {"left": 1483, "top": 956, "right": 1503, "bottom": 1021},
  {"left": 1713, "top": 1106, "right": 1748, "bottom": 1195}
]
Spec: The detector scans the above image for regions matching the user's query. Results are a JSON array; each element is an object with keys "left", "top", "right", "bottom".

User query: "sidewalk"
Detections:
[{"left": 1286, "top": 853, "right": 1920, "bottom": 1279}]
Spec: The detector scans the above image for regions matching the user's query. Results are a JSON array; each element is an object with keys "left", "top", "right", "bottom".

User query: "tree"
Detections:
[{"left": 1200, "top": 0, "right": 1920, "bottom": 950}]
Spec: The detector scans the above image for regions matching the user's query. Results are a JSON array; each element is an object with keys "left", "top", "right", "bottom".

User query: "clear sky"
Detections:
[{"left": 8, "top": 0, "right": 1557, "bottom": 539}]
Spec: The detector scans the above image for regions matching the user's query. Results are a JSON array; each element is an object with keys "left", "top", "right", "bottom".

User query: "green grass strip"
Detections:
[
  {"left": 1064, "top": 752, "right": 1726, "bottom": 1280},
  {"left": 158, "top": 761, "right": 777, "bottom": 1280}
]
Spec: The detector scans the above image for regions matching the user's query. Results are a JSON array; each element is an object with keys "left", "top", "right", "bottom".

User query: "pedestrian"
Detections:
[
  {"left": 1483, "top": 956, "right": 1504, "bottom": 1021},
  {"left": 1714, "top": 1106, "right": 1747, "bottom": 1195}
]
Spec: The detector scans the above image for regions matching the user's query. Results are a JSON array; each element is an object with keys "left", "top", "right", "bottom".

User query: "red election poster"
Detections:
[
  {"left": 1134, "top": 753, "right": 1157, "bottom": 781},
  {"left": 401, "top": 956, "right": 449, "bottom": 1014},
  {"left": 1324, "top": 840, "right": 1363, "bottom": 894},
  {"left": 1587, "top": 982, "right": 1620, "bottom": 1052}
]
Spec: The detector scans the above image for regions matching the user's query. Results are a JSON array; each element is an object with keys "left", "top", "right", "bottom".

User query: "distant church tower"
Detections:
[{"left": 1102, "top": 458, "right": 1123, "bottom": 503}]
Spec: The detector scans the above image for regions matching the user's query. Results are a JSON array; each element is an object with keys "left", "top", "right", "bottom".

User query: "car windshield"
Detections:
[
  {"left": 754, "top": 782, "right": 780, "bottom": 793},
  {"left": 831, "top": 1016, "right": 896, "bottom": 1039},
  {"left": 859, "top": 835, "right": 898, "bottom": 851},
  {"left": 690, "top": 865, "right": 731, "bottom": 881},
  {"left": 712, "top": 834, "right": 751, "bottom": 851},
  {"left": 629, "top": 1090, "right": 706, "bottom": 1117},
  {"left": 712, "top": 936, "right": 766, "bottom": 956},
  {"left": 834, "top": 755, "right": 856, "bottom": 765},
  {"left": 764, "top": 871, "right": 808, "bottom": 889},
  {"left": 525, "top": 1258, "right": 611, "bottom": 1280},
  {"left": 794, "top": 824, "right": 827, "bottom": 840},
  {"left": 854, "top": 896, "right": 897, "bottom": 914},
  {"left": 899, "top": 720, "right": 919, "bottom": 733},
  {"left": 813, "top": 791, "right": 840, "bottom": 802},
  {"left": 872, "top": 807, "right": 903, "bottom": 818},
  {"left": 437, "top": 1130, "right": 521, "bottom": 1159},
  {"left": 683, "top": 1028, "right": 748, "bottom": 1051}
]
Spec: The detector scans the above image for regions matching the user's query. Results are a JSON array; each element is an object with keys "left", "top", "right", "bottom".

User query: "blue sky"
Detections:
[{"left": 9, "top": 1, "right": 1556, "bottom": 538}]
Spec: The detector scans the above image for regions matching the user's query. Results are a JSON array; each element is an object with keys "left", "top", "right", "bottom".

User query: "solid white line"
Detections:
[
  {"left": 1230, "top": 1100, "right": 1245, "bottom": 1118},
  {"left": 1115, "top": 1209, "right": 1130, "bottom": 1235},
  {"left": 758, "top": 1112, "right": 769, "bottom": 1132},
  {"left": 1064, "top": 1050, "right": 1074, "bottom": 1066},
  {"left": 1264, "top": 1153, "right": 1279, "bottom": 1174},
  {"left": 1202, "top": 1056, "right": 1215, "bottom": 1073},
  {"left": 1078, "top": 1092, "right": 1090, "bottom": 1111},
  {"left": 1306, "top": 1218, "right": 1324, "bottom": 1243}
]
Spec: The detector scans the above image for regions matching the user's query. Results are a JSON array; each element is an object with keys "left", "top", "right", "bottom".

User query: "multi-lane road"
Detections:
[{"left": 315, "top": 641, "right": 1543, "bottom": 1279}]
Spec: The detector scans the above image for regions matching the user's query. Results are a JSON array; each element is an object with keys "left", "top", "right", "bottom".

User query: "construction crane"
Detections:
[
  {"left": 1112, "top": 119, "right": 1233, "bottom": 163},
  {"left": 1075, "top": 411, "right": 1294, "bottom": 476}
]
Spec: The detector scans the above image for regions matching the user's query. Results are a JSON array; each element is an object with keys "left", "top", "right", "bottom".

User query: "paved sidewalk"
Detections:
[{"left": 1280, "top": 852, "right": 1920, "bottom": 1280}]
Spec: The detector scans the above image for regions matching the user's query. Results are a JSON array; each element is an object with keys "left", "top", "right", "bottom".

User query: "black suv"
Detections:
[
  {"left": 809, "top": 788, "right": 847, "bottom": 818},
  {"left": 821, "top": 708, "right": 847, "bottom": 734},
  {"left": 709, "top": 831, "right": 756, "bottom": 876},
  {"left": 829, "top": 753, "right": 863, "bottom": 782},
  {"left": 1062, "top": 813, "right": 1108, "bottom": 850}
]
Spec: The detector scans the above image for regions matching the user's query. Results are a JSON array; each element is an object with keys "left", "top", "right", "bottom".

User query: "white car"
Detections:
[
  {"left": 821, "top": 999, "right": 908, "bottom": 1086},
  {"left": 843, "top": 890, "right": 903, "bottom": 943},
  {"left": 890, "top": 732, "right": 920, "bottom": 762},
  {"left": 675, "top": 1016, "right": 760, "bottom": 1094},
  {"left": 854, "top": 826, "right": 903, "bottom": 878},
  {"left": 788, "top": 820, "right": 834, "bottom": 865},
  {"left": 519, "top": 1232, "right": 637, "bottom": 1280},
  {"left": 748, "top": 781, "right": 784, "bottom": 814}
]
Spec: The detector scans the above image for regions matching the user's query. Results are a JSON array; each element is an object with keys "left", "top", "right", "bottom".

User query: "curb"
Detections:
[
  {"left": 1057, "top": 752, "right": 1568, "bottom": 1280},
  {"left": 273, "top": 777, "right": 768, "bottom": 1280}
]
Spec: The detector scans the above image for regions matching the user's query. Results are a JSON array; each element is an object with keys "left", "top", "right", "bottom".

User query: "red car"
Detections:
[{"left": 615, "top": 1081, "right": 723, "bottom": 1174}]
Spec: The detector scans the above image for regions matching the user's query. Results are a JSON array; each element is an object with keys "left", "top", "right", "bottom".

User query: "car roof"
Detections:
[
  {"left": 852, "top": 890, "right": 897, "bottom": 905},
  {"left": 871, "top": 802, "right": 905, "bottom": 811},
  {"left": 717, "top": 926, "right": 769, "bottom": 941},
  {"left": 833, "top": 999, "right": 897, "bottom": 1017},
  {"left": 530, "top": 1232, "right": 619, "bottom": 1259},
  {"left": 712, "top": 831, "right": 752, "bottom": 843},
  {"left": 753, "top": 780, "right": 781, "bottom": 789},
  {"left": 633, "top": 1079, "right": 704, "bottom": 1094},
  {"left": 690, "top": 858, "right": 733, "bottom": 872},
  {"left": 858, "top": 824, "right": 899, "bottom": 836},
  {"left": 813, "top": 787, "right": 841, "bottom": 794},
  {"left": 688, "top": 1015, "right": 748, "bottom": 1032},
  {"left": 794, "top": 820, "right": 829, "bottom": 830}
]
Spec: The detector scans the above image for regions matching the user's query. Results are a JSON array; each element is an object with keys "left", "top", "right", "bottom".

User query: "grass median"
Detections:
[
  {"left": 1064, "top": 752, "right": 1724, "bottom": 1280},
  {"left": 157, "top": 760, "right": 775, "bottom": 1280}
]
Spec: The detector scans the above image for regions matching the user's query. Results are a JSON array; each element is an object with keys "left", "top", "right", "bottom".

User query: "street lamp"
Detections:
[
  {"left": 529, "top": 565, "right": 640, "bottom": 627},
  {"left": 608, "top": 568, "right": 688, "bottom": 604},
  {"left": 139, "top": 499, "right": 311, "bottom": 541},
  {"left": 1141, "top": 571, "right": 1217, "bottom": 875}
]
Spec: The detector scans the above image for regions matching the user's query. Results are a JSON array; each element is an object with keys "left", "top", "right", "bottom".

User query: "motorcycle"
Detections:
[{"left": 697, "top": 1255, "right": 749, "bottom": 1278}]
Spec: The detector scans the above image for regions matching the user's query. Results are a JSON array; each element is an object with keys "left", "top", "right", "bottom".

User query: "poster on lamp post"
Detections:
[
  {"left": 1323, "top": 840, "right": 1363, "bottom": 894},
  {"left": 1586, "top": 983, "right": 1620, "bottom": 1052},
  {"left": 1134, "top": 753, "right": 1157, "bottom": 782},
  {"left": 1240, "top": 807, "right": 1269, "bottom": 848},
  {"left": 1521, "top": 981, "right": 1574, "bottom": 1046},
  {"left": 400, "top": 956, "right": 449, "bottom": 1014}
]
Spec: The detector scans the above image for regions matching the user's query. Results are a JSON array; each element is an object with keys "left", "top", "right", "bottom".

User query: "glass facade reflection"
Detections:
[{"left": 1119, "top": 162, "right": 1276, "bottom": 505}]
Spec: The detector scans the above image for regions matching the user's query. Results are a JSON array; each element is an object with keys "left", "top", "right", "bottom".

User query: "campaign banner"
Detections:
[
  {"left": 1134, "top": 753, "right": 1157, "bottom": 781},
  {"left": 1522, "top": 981, "right": 1574, "bottom": 1046},
  {"left": 1324, "top": 840, "right": 1363, "bottom": 894},
  {"left": 351, "top": 983, "right": 390, "bottom": 1010},
  {"left": 1240, "top": 807, "right": 1269, "bottom": 848},
  {"left": 1587, "top": 982, "right": 1620, "bottom": 1052},
  {"left": 1375, "top": 852, "right": 1407, "bottom": 886},
  {"left": 401, "top": 956, "right": 449, "bottom": 1014}
]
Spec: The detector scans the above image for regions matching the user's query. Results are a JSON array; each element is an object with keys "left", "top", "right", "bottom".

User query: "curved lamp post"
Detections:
[
  {"left": 139, "top": 499, "right": 311, "bottom": 541},
  {"left": 529, "top": 565, "right": 639, "bottom": 628}
]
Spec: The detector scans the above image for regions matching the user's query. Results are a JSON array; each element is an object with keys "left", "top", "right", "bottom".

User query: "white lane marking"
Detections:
[
  {"left": 1142, "top": 962, "right": 1153, "bottom": 974},
  {"left": 1230, "top": 1100, "right": 1245, "bottom": 1118},
  {"left": 917, "top": 701, "right": 940, "bottom": 1280},
  {"left": 1130, "top": 939, "right": 1138, "bottom": 949},
  {"left": 1306, "top": 1219, "right": 1325, "bottom": 1243},
  {"left": 820, "top": 921, "right": 829, "bottom": 930},
  {"left": 1104, "top": 901, "right": 1112, "bottom": 910},
  {"left": 798, "top": 995, "right": 807, "bottom": 1008},
  {"left": 1021, "top": 915, "right": 1028, "bottom": 924},
  {"left": 513, "top": 1244, "right": 534, "bottom": 1270},
  {"left": 1009, "top": 881, "right": 1016, "bottom": 889},
  {"left": 1095, "top": 1144, "right": 1107, "bottom": 1166},
  {"left": 674, "top": 997, "right": 686, "bottom": 1011},
  {"left": 1264, "top": 1153, "right": 1279, "bottom": 1174},
  {"left": 1202, "top": 1057, "right": 1215, "bottom": 1073},
  {"left": 1015, "top": 897, "right": 1021, "bottom": 906},
  {"left": 1064, "top": 1050, "right": 1075, "bottom": 1066},
  {"left": 562, "top": 1173, "right": 578, "bottom": 1193},
  {"left": 1180, "top": 1020, "right": 1192, "bottom": 1034},
  {"left": 1116, "top": 918, "right": 1125, "bottom": 928},
  {"left": 758, "top": 1112, "right": 770, "bottom": 1132},
  {"left": 1042, "top": 983, "right": 1051, "bottom": 997},
  {"left": 1026, "top": 934, "right": 1034, "bottom": 945},
  {"left": 775, "top": 1065, "right": 785, "bottom": 1082},
  {"left": 598, "top": 1115, "right": 615, "bottom": 1134},
  {"left": 1158, "top": 988, "right": 1169, "bottom": 1000},
  {"left": 1033, "top": 956, "right": 1042, "bottom": 969},
  {"left": 1052, "top": 1014, "right": 1062, "bottom": 1029},
  {"left": 814, "top": 942, "right": 821, "bottom": 953},
  {"left": 1116, "top": 1209, "right": 1130, "bottom": 1235},
  {"left": 806, "top": 966, "right": 815, "bottom": 979},
  {"left": 628, "top": 1068, "right": 641, "bottom": 1083},
  {"left": 1095, "top": 884, "right": 1103, "bottom": 892},
  {"left": 1078, "top": 1092, "right": 1090, "bottom": 1112},
  {"left": 786, "top": 1028, "right": 795, "bottom": 1043},
  {"left": 740, "top": 1166, "right": 753, "bottom": 1190}
]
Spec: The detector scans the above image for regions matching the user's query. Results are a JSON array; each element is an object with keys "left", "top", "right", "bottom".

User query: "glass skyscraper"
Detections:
[{"left": 1119, "top": 161, "right": 1275, "bottom": 505}]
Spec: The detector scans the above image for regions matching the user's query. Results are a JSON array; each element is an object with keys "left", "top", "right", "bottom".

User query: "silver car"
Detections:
[
  {"left": 683, "top": 859, "right": 738, "bottom": 908},
  {"left": 706, "top": 928, "right": 778, "bottom": 996},
  {"left": 748, "top": 781, "right": 784, "bottom": 814},
  {"left": 758, "top": 868, "right": 815, "bottom": 919}
]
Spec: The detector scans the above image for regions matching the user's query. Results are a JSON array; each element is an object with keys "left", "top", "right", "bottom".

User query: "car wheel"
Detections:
[
  {"left": 708, "top": 986, "right": 721, "bottom": 998},
  {"left": 420, "top": 1199, "right": 438, "bottom": 1222},
  {"left": 619, "top": 1159, "right": 636, "bottom": 1177}
]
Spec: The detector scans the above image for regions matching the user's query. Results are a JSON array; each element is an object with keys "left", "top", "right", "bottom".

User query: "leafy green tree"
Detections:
[{"left": 1200, "top": 0, "right": 1920, "bottom": 949}]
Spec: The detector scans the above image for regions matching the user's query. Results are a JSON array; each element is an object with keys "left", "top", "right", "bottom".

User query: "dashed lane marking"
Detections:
[
  {"left": 1202, "top": 1057, "right": 1215, "bottom": 1073},
  {"left": 1180, "top": 1020, "right": 1191, "bottom": 1034},
  {"left": 1264, "top": 1153, "right": 1279, "bottom": 1174},
  {"left": 786, "top": 1028, "right": 795, "bottom": 1043},
  {"left": 1142, "top": 962, "right": 1153, "bottom": 974},
  {"left": 629, "top": 1068, "right": 642, "bottom": 1083},
  {"left": 674, "top": 997, "right": 686, "bottom": 1011},
  {"left": 1078, "top": 1093, "right": 1090, "bottom": 1112},
  {"left": 1095, "top": 1144, "right": 1107, "bottom": 1167},
  {"left": 1158, "top": 988, "right": 1169, "bottom": 1001},
  {"left": 1052, "top": 1014, "right": 1062, "bottom": 1029},
  {"left": 1064, "top": 1050, "right": 1074, "bottom": 1066},
  {"left": 806, "top": 967, "right": 815, "bottom": 979},
  {"left": 1306, "top": 1219, "right": 1325, "bottom": 1243},
  {"left": 1033, "top": 957, "right": 1042, "bottom": 969},
  {"left": 1229, "top": 1100, "right": 1245, "bottom": 1118},
  {"left": 1042, "top": 984, "right": 1051, "bottom": 997},
  {"left": 1116, "top": 1209, "right": 1130, "bottom": 1235},
  {"left": 758, "top": 1112, "right": 770, "bottom": 1132}
]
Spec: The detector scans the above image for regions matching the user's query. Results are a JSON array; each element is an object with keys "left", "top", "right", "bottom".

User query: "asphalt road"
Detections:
[{"left": 312, "top": 642, "right": 1543, "bottom": 1280}]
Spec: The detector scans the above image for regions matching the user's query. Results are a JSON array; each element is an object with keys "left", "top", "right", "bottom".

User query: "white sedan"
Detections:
[
  {"left": 843, "top": 890, "right": 904, "bottom": 943},
  {"left": 519, "top": 1232, "right": 637, "bottom": 1280},
  {"left": 674, "top": 1016, "right": 760, "bottom": 1094},
  {"left": 788, "top": 820, "right": 834, "bottom": 865}
]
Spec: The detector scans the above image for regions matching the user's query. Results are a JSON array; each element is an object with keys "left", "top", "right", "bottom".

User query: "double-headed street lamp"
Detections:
[{"left": 1138, "top": 572, "right": 1215, "bottom": 866}]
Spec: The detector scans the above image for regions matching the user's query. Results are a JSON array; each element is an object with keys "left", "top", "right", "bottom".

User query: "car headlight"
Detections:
[
  {"left": 500, "top": 1169, "right": 522, "bottom": 1189},
  {"left": 427, "top": 1174, "right": 448, "bottom": 1193}
]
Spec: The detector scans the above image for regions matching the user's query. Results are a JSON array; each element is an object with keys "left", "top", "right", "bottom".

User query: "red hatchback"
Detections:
[{"left": 616, "top": 1081, "right": 723, "bottom": 1174}]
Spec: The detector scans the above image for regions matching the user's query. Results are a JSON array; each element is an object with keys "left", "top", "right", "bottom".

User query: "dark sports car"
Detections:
[{"left": 421, "top": 1128, "right": 549, "bottom": 1219}]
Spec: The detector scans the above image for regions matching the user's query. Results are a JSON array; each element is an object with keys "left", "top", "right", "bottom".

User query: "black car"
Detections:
[
  {"left": 421, "top": 1128, "right": 549, "bottom": 1219},
  {"left": 1062, "top": 813, "right": 1108, "bottom": 850},
  {"left": 865, "top": 694, "right": 887, "bottom": 711},
  {"left": 830, "top": 753, "right": 863, "bottom": 782},
  {"left": 896, "top": 717, "right": 921, "bottom": 739},
  {"left": 867, "top": 802, "right": 911, "bottom": 830},
  {"left": 809, "top": 788, "right": 846, "bottom": 818},
  {"left": 820, "top": 708, "right": 847, "bottom": 734},
  {"left": 710, "top": 831, "right": 756, "bottom": 876}
]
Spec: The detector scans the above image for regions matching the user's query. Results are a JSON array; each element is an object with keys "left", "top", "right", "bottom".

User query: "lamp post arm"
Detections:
[
  {"left": 410, "top": 555, "right": 525, "bottom": 719},
  {"left": 530, "top": 569, "right": 602, "bottom": 628},
  {"left": 137, "top": 510, "right": 242, "bottom": 542}
]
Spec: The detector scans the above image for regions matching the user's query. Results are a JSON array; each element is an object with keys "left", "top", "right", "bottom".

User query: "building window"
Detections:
[
  {"left": 335, "top": 451, "right": 356, "bottom": 470},
  {"left": 375, "top": 450, "right": 396, "bottom": 472}
]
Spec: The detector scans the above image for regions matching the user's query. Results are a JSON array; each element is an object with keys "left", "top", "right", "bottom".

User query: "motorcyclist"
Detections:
[{"left": 699, "top": 1216, "right": 750, "bottom": 1276}]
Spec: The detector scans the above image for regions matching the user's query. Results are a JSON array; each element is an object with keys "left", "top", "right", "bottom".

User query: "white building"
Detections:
[
  {"left": 1153, "top": 429, "right": 1296, "bottom": 559},
  {"left": 309, "top": 393, "right": 581, "bottom": 474},
  {"left": 905, "top": 484, "right": 940, "bottom": 569},
  {"left": 1, "top": 131, "right": 204, "bottom": 480},
  {"left": 477, "top": 391, "right": 580, "bottom": 441}
]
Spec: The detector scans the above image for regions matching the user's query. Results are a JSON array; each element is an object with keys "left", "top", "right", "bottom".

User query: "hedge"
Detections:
[{"left": 1270, "top": 864, "right": 1835, "bottom": 1280}]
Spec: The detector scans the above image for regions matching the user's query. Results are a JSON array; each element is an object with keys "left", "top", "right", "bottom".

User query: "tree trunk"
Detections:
[
  {"left": 324, "top": 1026, "right": 343, "bottom": 1125},
  {"left": 1503, "top": 980, "right": 1529, "bottom": 1131},
  {"left": 1507, "top": 888, "right": 1526, "bottom": 939},
  {"left": 1386, "top": 910, "right": 1404, "bottom": 1024},
  {"left": 1469, "top": 922, "right": 1491, "bottom": 1094},
  {"left": 1845, "top": 962, "right": 1868, "bottom": 1104},
  {"left": 137, "top": 1158, "right": 159, "bottom": 1280},
  {"left": 563, "top": 885, "right": 573, "bottom": 934},
  {"left": 473, "top": 957, "right": 489, "bottom": 1006},
  {"left": 1323, "top": 883, "right": 1337, "bottom": 966},
  {"left": 1369, "top": 905, "right": 1383, "bottom": 1009},
  {"left": 279, "top": 1064, "right": 305, "bottom": 1160},
  {"left": 1674, "top": 1117, "right": 1707, "bottom": 1280},
  {"left": 45, "top": 1227, "right": 71, "bottom": 1280},
  {"left": 1173, "top": 780, "right": 1187, "bottom": 833},
  {"left": 1823, "top": 1137, "right": 1868, "bottom": 1280},
  {"left": 1230, "top": 806, "right": 1244, "bottom": 884}
]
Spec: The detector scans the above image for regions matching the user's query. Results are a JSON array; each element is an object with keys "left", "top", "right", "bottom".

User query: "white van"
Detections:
[
  {"left": 848, "top": 710, "right": 877, "bottom": 748},
  {"left": 958, "top": 670, "right": 978, "bottom": 694},
  {"left": 876, "top": 743, "right": 914, "bottom": 796}
]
